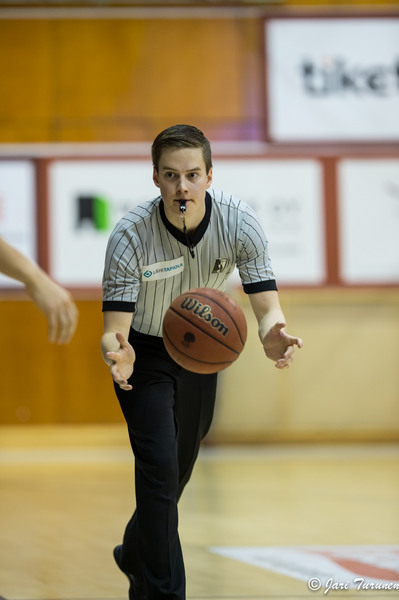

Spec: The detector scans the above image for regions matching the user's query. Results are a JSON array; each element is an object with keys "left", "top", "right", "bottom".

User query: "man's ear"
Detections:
[
  {"left": 206, "top": 168, "right": 213, "bottom": 189},
  {"left": 153, "top": 167, "right": 160, "bottom": 188}
]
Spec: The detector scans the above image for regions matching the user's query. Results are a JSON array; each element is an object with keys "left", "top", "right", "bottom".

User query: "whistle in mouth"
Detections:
[{"left": 179, "top": 200, "right": 187, "bottom": 213}]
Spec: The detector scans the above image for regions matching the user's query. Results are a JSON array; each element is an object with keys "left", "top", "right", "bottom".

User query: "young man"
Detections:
[{"left": 101, "top": 124, "right": 302, "bottom": 599}]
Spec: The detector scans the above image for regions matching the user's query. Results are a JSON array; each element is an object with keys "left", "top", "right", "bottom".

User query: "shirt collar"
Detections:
[{"left": 159, "top": 192, "right": 212, "bottom": 248}]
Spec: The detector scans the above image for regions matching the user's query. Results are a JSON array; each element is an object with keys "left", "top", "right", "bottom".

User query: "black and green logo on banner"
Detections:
[{"left": 76, "top": 196, "right": 111, "bottom": 231}]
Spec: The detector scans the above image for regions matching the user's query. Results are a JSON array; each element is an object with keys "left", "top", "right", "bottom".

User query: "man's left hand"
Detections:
[{"left": 263, "top": 322, "right": 303, "bottom": 369}]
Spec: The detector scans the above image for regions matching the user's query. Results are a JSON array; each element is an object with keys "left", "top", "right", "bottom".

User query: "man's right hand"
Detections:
[{"left": 105, "top": 331, "right": 135, "bottom": 390}]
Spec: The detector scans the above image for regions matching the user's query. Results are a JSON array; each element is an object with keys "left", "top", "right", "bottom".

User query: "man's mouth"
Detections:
[{"left": 175, "top": 199, "right": 191, "bottom": 207}]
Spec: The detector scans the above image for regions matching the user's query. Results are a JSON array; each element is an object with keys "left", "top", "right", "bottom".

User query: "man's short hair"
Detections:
[{"left": 151, "top": 124, "right": 213, "bottom": 174}]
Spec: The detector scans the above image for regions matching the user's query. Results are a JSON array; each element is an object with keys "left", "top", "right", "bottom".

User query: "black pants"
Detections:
[{"left": 114, "top": 328, "right": 218, "bottom": 600}]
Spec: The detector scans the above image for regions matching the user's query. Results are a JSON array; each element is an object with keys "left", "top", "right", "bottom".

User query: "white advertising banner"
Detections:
[
  {"left": 265, "top": 18, "right": 399, "bottom": 141},
  {"left": 0, "top": 161, "right": 36, "bottom": 288},
  {"left": 49, "top": 158, "right": 324, "bottom": 288},
  {"left": 48, "top": 160, "right": 155, "bottom": 286},
  {"left": 212, "top": 159, "right": 325, "bottom": 286},
  {"left": 338, "top": 159, "right": 399, "bottom": 284}
]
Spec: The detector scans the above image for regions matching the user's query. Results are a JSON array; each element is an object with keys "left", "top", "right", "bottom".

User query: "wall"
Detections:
[
  {"left": 0, "top": 5, "right": 398, "bottom": 442},
  {"left": 213, "top": 288, "right": 399, "bottom": 443},
  {"left": 1, "top": 289, "right": 398, "bottom": 442},
  {"left": 0, "top": 297, "right": 121, "bottom": 424},
  {"left": 0, "top": 15, "right": 263, "bottom": 142}
]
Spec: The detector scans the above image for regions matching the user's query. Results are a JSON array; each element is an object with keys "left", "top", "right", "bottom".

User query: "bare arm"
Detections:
[
  {"left": 101, "top": 311, "right": 135, "bottom": 390},
  {"left": 249, "top": 290, "right": 303, "bottom": 369},
  {"left": 0, "top": 236, "right": 78, "bottom": 344}
]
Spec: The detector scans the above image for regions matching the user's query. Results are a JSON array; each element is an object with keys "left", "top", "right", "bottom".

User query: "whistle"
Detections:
[{"left": 179, "top": 200, "right": 186, "bottom": 213}]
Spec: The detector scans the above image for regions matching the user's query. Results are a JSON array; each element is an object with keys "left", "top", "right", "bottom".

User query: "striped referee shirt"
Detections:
[{"left": 102, "top": 189, "right": 277, "bottom": 337}]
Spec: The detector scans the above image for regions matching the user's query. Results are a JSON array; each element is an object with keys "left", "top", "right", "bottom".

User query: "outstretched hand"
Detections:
[
  {"left": 262, "top": 322, "right": 303, "bottom": 369},
  {"left": 105, "top": 331, "right": 135, "bottom": 390}
]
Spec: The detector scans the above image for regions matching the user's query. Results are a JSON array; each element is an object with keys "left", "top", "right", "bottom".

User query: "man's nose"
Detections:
[{"left": 176, "top": 175, "right": 188, "bottom": 194}]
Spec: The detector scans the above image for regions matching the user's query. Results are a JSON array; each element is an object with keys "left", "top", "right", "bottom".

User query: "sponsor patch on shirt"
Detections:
[
  {"left": 212, "top": 258, "right": 228, "bottom": 273},
  {"left": 141, "top": 256, "right": 185, "bottom": 281}
]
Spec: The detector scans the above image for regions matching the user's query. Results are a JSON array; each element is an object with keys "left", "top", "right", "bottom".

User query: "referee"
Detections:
[{"left": 101, "top": 124, "right": 302, "bottom": 599}]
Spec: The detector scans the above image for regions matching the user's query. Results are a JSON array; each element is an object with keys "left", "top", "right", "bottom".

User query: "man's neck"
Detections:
[{"left": 164, "top": 206, "right": 206, "bottom": 235}]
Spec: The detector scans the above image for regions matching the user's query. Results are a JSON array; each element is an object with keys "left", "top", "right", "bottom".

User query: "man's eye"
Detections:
[
  {"left": 188, "top": 173, "right": 198, "bottom": 179},
  {"left": 165, "top": 172, "right": 175, "bottom": 178}
]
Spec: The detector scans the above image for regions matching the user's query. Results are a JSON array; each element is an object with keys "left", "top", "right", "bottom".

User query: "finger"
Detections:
[
  {"left": 276, "top": 350, "right": 295, "bottom": 368},
  {"left": 275, "top": 361, "right": 290, "bottom": 369},
  {"left": 283, "top": 335, "right": 303, "bottom": 350},
  {"left": 106, "top": 351, "right": 118, "bottom": 361},
  {"left": 53, "top": 306, "right": 78, "bottom": 344},
  {"left": 114, "top": 373, "right": 132, "bottom": 390},
  {"left": 283, "top": 345, "right": 296, "bottom": 359},
  {"left": 61, "top": 306, "right": 78, "bottom": 344},
  {"left": 288, "top": 336, "right": 303, "bottom": 349},
  {"left": 115, "top": 331, "right": 127, "bottom": 345},
  {"left": 47, "top": 312, "right": 58, "bottom": 344},
  {"left": 119, "top": 382, "right": 133, "bottom": 391},
  {"left": 276, "top": 353, "right": 293, "bottom": 368},
  {"left": 56, "top": 317, "right": 73, "bottom": 345},
  {"left": 110, "top": 364, "right": 123, "bottom": 381}
]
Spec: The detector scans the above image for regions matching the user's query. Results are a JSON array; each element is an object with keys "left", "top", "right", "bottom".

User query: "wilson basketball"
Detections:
[{"left": 162, "top": 287, "right": 247, "bottom": 374}]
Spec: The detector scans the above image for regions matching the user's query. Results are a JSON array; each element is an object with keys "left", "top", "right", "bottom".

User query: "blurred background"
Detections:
[{"left": 0, "top": 0, "right": 398, "bottom": 444}]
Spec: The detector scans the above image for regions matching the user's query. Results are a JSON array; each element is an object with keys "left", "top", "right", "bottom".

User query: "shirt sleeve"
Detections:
[
  {"left": 236, "top": 204, "right": 278, "bottom": 294},
  {"left": 102, "top": 220, "right": 142, "bottom": 310}
]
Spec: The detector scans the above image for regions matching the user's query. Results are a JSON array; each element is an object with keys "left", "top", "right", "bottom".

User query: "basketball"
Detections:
[{"left": 162, "top": 287, "right": 247, "bottom": 374}]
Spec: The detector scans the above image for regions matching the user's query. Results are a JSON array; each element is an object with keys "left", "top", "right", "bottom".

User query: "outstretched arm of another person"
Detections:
[
  {"left": 249, "top": 290, "right": 303, "bottom": 369},
  {"left": 101, "top": 311, "right": 135, "bottom": 391},
  {"left": 0, "top": 236, "right": 78, "bottom": 344}
]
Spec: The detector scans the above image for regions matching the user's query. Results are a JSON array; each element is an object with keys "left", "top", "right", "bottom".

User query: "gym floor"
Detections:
[{"left": 0, "top": 426, "right": 398, "bottom": 599}]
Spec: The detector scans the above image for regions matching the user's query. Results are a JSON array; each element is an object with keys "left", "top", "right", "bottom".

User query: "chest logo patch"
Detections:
[
  {"left": 212, "top": 258, "right": 228, "bottom": 274},
  {"left": 142, "top": 256, "right": 184, "bottom": 281}
]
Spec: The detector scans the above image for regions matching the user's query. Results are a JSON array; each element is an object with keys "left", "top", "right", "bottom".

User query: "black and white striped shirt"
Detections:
[{"left": 102, "top": 189, "right": 277, "bottom": 337}]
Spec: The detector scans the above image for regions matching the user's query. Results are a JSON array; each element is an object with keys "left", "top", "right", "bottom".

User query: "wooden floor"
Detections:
[{"left": 0, "top": 426, "right": 398, "bottom": 599}]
